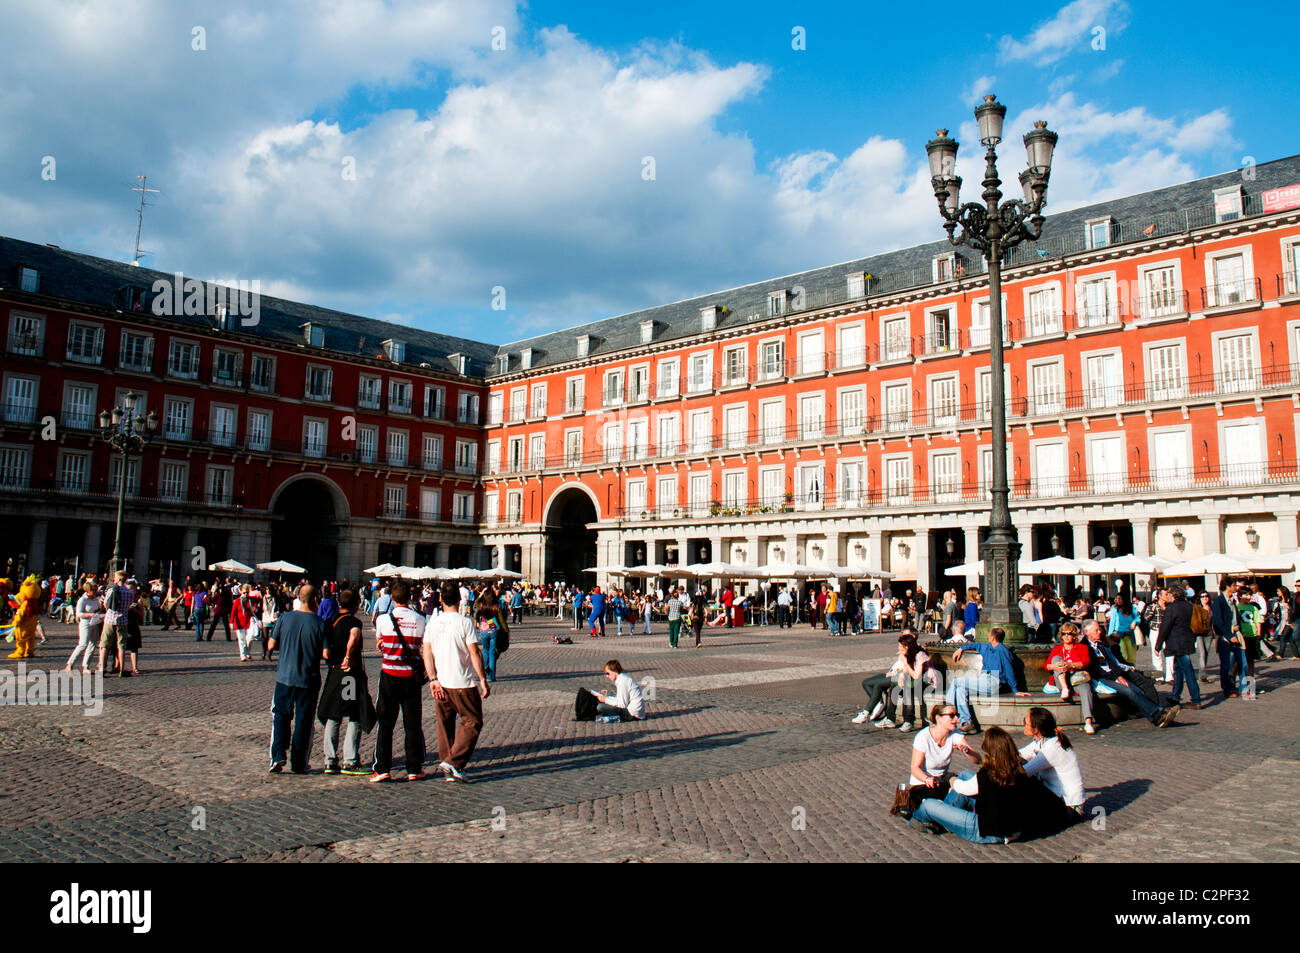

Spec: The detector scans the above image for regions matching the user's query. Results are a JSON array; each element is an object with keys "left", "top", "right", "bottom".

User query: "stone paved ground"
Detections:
[{"left": 2, "top": 615, "right": 1297, "bottom": 862}]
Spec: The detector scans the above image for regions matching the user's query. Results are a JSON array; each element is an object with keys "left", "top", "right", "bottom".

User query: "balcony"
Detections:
[
  {"left": 966, "top": 324, "right": 1011, "bottom": 350},
  {"left": 6, "top": 332, "right": 42, "bottom": 357},
  {"left": 66, "top": 342, "right": 104, "bottom": 365},
  {"left": 920, "top": 330, "right": 959, "bottom": 357},
  {"left": 1202, "top": 278, "right": 1262, "bottom": 312},
  {"left": 1017, "top": 312, "right": 1066, "bottom": 339},
  {"left": 167, "top": 359, "right": 200, "bottom": 381},
  {"left": 1135, "top": 290, "right": 1188, "bottom": 321},
  {"left": 1071, "top": 301, "right": 1123, "bottom": 332},
  {"left": 357, "top": 392, "right": 382, "bottom": 410},
  {"left": 1278, "top": 271, "right": 1300, "bottom": 300},
  {"left": 879, "top": 337, "right": 914, "bottom": 363},
  {"left": 388, "top": 397, "right": 413, "bottom": 415},
  {"left": 457, "top": 407, "right": 480, "bottom": 425},
  {"left": 61, "top": 410, "right": 96, "bottom": 431}
]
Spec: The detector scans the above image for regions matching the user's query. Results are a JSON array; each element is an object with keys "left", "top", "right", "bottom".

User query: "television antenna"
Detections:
[{"left": 130, "top": 174, "right": 160, "bottom": 266}]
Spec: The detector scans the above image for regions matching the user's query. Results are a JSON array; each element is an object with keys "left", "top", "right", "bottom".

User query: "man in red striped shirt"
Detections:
[{"left": 369, "top": 579, "right": 429, "bottom": 782}]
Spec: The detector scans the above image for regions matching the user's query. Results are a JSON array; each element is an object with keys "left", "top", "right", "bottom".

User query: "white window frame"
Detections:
[
  {"left": 565, "top": 376, "right": 585, "bottom": 412},
  {"left": 249, "top": 353, "right": 274, "bottom": 392},
  {"left": 1026, "top": 357, "right": 1065, "bottom": 415},
  {"left": 927, "top": 373, "right": 959, "bottom": 428},
  {"left": 883, "top": 380, "right": 911, "bottom": 432},
  {"left": 656, "top": 359, "right": 680, "bottom": 398},
  {"left": 1217, "top": 417, "right": 1265, "bottom": 486},
  {"left": 1136, "top": 259, "right": 1185, "bottom": 319},
  {"left": 57, "top": 449, "right": 90, "bottom": 494},
  {"left": 722, "top": 345, "right": 747, "bottom": 386},
  {"left": 837, "top": 386, "right": 866, "bottom": 436},
  {"left": 1028, "top": 438, "right": 1068, "bottom": 498},
  {"left": 158, "top": 460, "right": 189, "bottom": 502},
  {"left": 209, "top": 402, "right": 238, "bottom": 447},
  {"left": 387, "top": 428, "right": 409, "bottom": 467},
  {"left": 796, "top": 330, "right": 824, "bottom": 375},
  {"left": 1203, "top": 245, "right": 1256, "bottom": 308},
  {"left": 1147, "top": 425, "right": 1192, "bottom": 490},
  {"left": 687, "top": 352, "right": 713, "bottom": 394},
  {"left": 798, "top": 391, "right": 825, "bottom": 440},
  {"left": 357, "top": 424, "right": 380, "bottom": 464},
  {"left": 388, "top": 378, "right": 412, "bottom": 414},
  {"left": 206, "top": 465, "right": 234, "bottom": 505},
  {"left": 61, "top": 381, "right": 97, "bottom": 431},
  {"left": 305, "top": 364, "right": 333, "bottom": 402},
  {"left": 166, "top": 337, "right": 199, "bottom": 379},
  {"left": 1211, "top": 327, "right": 1260, "bottom": 393},
  {"left": 758, "top": 398, "right": 784, "bottom": 445},
  {"left": 883, "top": 453, "right": 912, "bottom": 505},
  {"left": 422, "top": 433, "right": 443, "bottom": 471},
  {"left": 246, "top": 408, "right": 271, "bottom": 452},
  {"left": 758, "top": 336, "right": 786, "bottom": 381},
  {"left": 880, "top": 313, "right": 910, "bottom": 362},
  {"left": 1075, "top": 271, "right": 1119, "bottom": 328},
  {"left": 530, "top": 382, "right": 548, "bottom": 418},
  {"left": 1085, "top": 216, "right": 1113, "bottom": 250},
  {"left": 303, "top": 417, "right": 328, "bottom": 458},
  {"left": 928, "top": 449, "right": 961, "bottom": 502},
  {"left": 163, "top": 396, "right": 194, "bottom": 442},
  {"left": 923, "top": 304, "right": 957, "bottom": 354},
  {"left": 1023, "top": 281, "right": 1064, "bottom": 337},
  {"left": 66, "top": 322, "right": 105, "bottom": 365},
  {"left": 1080, "top": 345, "right": 1124, "bottom": 410},
  {"left": 1143, "top": 338, "right": 1186, "bottom": 402}
]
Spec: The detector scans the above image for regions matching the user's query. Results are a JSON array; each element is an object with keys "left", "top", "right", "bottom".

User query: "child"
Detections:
[{"left": 475, "top": 606, "right": 500, "bottom": 682}]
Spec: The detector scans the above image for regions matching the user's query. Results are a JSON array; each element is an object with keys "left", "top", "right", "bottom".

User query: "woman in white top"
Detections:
[
  {"left": 67, "top": 581, "right": 103, "bottom": 672},
  {"left": 1019, "top": 707, "right": 1085, "bottom": 813},
  {"left": 909, "top": 703, "right": 981, "bottom": 789}
]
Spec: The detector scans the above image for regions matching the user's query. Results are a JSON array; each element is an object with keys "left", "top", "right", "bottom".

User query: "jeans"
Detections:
[
  {"left": 1168, "top": 654, "right": 1201, "bottom": 705},
  {"left": 778, "top": 605, "right": 790, "bottom": 628},
  {"left": 860, "top": 674, "right": 895, "bottom": 718},
  {"left": 911, "top": 773, "right": 1003, "bottom": 844},
  {"left": 480, "top": 629, "right": 497, "bottom": 681},
  {"left": 1276, "top": 625, "right": 1300, "bottom": 659},
  {"left": 192, "top": 608, "right": 207, "bottom": 641},
  {"left": 207, "top": 611, "right": 232, "bottom": 641},
  {"left": 1096, "top": 675, "right": 1162, "bottom": 724},
  {"left": 596, "top": 702, "right": 635, "bottom": 722},
  {"left": 946, "top": 672, "right": 1001, "bottom": 724},
  {"left": 1218, "top": 637, "right": 1247, "bottom": 695},
  {"left": 323, "top": 717, "right": 361, "bottom": 765},
  {"left": 615, "top": 616, "right": 624, "bottom": 636},
  {"left": 270, "top": 680, "right": 320, "bottom": 771}
]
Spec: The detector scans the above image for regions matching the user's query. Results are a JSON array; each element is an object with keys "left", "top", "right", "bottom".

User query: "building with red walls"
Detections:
[{"left": 4, "top": 156, "right": 1300, "bottom": 591}]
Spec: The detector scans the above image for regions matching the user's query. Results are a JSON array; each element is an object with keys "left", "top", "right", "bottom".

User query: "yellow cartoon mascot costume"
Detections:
[{"left": 3, "top": 575, "right": 42, "bottom": 659}]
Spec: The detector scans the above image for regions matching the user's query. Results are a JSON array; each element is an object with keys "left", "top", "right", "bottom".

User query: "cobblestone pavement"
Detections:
[{"left": 2, "top": 616, "right": 1296, "bottom": 862}]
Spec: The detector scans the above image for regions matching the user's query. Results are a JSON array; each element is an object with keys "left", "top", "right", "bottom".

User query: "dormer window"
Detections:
[
  {"left": 846, "top": 273, "right": 865, "bottom": 299},
  {"left": 933, "top": 253, "right": 958, "bottom": 283},
  {"left": 1085, "top": 217, "right": 1113, "bottom": 250},
  {"left": 1214, "top": 185, "right": 1244, "bottom": 223},
  {"left": 498, "top": 354, "right": 510, "bottom": 375},
  {"left": 117, "top": 285, "right": 148, "bottom": 312},
  {"left": 458, "top": 355, "right": 470, "bottom": 375},
  {"left": 767, "top": 292, "right": 787, "bottom": 317},
  {"left": 302, "top": 323, "right": 324, "bottom": 347},
  {"left": 18, "top": 267, "right": 38, "bottom": 294},
  {"left": 640, "top": 321, "right": 655, "bottom": 344},
  {"left": 521, "top": 347, "right": 534, "bottom": 369},
  {"left": 700, "top": 306, "right": 718, "bottom": 331},
  {"left": 382, "top": 339, "right": 405, "bottom": 363},
  {"left": 576, "top": 335, "right": 591, "bottom": 358}
]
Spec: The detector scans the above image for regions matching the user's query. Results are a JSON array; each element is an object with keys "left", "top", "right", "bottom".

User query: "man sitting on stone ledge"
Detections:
[
  {"left": 1079, "top": 620, "right": 1179, "bottom": 733},
  {"left": 946, "top": 626, "right": 1030, "bottom": 734}
]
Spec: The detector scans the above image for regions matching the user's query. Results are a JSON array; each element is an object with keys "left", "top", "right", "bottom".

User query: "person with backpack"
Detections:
[
  {"left": 317, "top": 589, "right": 375, "bottom": 776},
  {"left": 370, "top": 580, "right": 428, "bottom": 782}
]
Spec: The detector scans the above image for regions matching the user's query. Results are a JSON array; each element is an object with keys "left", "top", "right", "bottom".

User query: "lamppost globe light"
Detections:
[
  {"left": 111, "top": 407, "right": 122, "bottom": 427},
  {"left": 974, "top": 94, "right": 1006, "bottom": 146},
  {"left": 925, "top": 129, "right": 958, "bottom": 181},
  {"left": 99, "top": 409, "right": 111, "bottom": 429},
  {"left": 942, "top": 176, "right": 962, "bottom": 217},
  {"left": 1023, "top": 121, "right": 1058, "bottom": 177},
  {"left": 1018, "top": 168, "right": 1037, "bottom": 206},
  {"left": 123, "top": 391, "right": 137, "bottom": 415},
  {"left": 145, "top": 410, "right": 158, "bottom": 432}
]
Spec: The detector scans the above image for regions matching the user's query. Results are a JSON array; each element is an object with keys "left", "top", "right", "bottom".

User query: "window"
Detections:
[
  {"left": 798, "top": 394, "right": 824, "bottom": 440},
  {"left": 576, "top": 335, "right": 591, "bottom": 358},
  {"left": 603, "top": 370, "right": 626, "bottom": 406},
  {"left": 455, "top": 439, "right": 477, "bottom": 473},
  {"left": 657, "top": 477, "right": 678, "bottom": 515},
  {"left": 106, "top": 455, "right": 138, "bottom": 497},
  {"left": 422, "top": 434, "right": 442, "bottom": 470},
  {"left": 1284, "top": 239, "right": 1300, "bottom": 297},
  {"left": 510, "top": 387, "right": 527, "bottom": 420},
  {"left": 159, "top": 461, "right": 188, "bottom": 501},
  {"left": 424, "top": 385, "right": 445, "bottom": 419},
  {"left": 1026, "top": 287, "right": 1062, "bottom": 336},
  {"left": 530, "top": 383, "right": 547, "bottom": 418},
  {"left": 796, "top": 331, "right": 824, "bottom": 374},
  {"left": 722, "top": 471, "right": 746, "bottom": 509},
  {"left": 507, "top": 436, "right": 524, "bottom": 471},
  {"left": 506, "top": 490, "right": 523, "bottom": 523},
  {"left": 8, "top": 312, "right": 43, "bottom": 356},
  {"left": 723, "top": 405, "right": 747, "bottom": 448},
  {"left": 306, "top": 366, "right": 333, "bottom": 401},
  {"left": 933, "top": 253, "right": 957, "bottom": 283},
  {"left": 484, "top": 492, "right": 499, "bottom": 528},
  {"left": 603, "top": 422, "right": 622, "bottom": 463},
  {"left": 884, "top": 382, "right": 910, "bottom": 432},
  {"left": 19, "top": 267, "right": 38, "bottom": 293},
  {"left": 498, "top": 355, "right": 510, "bottom": 375},
  {"left": 62, "top": 383, "right": 95, "bottom": 430},
  {"left": 389, "top": 380, "right": 411, "bottom": 413},
  {"left": 932, "top": 451, "right": 959, "bottom": 502},
  {"left": 689, "top": 410, "right": 712, "bottom": 453},
  {"left": 382, "top": 339, "right": 405, "bottom": 363},
  {"left": 926, "top": 308, "right": 955, "bottom": 353},
  {"left": 167, "top": 339, "right": 198, "bottom": 378},
  {"left": 1209, "top": 253, "right": 1249, "bottom": 306},
  {"left": 1089, "top": 435, "right": 1124, "bottom": 493},
  {"left": 1213, "top": 185, "right": 1244, "bottom": 224},
  {"left": 760, "top": 467, "right": 784, "bottom": 507},
  {"left": 930, "top": 376, "right": 958, "bottom": 426},
  {"left": 794, "top": 462, "right": 823, "bottom": 510},
  {"left": 1221, "top": 419, "right": 1263, "bottom": 485},
  {"left": 249, "top": 354, "right": 274, "bottom": 391},
  {"left": 700, "top": 307, "right": 718, "bottom": 331},
  {"left": 565, "top": 430, "right": 583, "bottom": 467},
  {"left": 206, "top": 466, "right": 233, "bottom": 505},
  {"left": 163, "top": 398, "right": 192, "bottom": 441},
  {"left": 656, "top": 360, "right": 679, "bottom": 398},
  {"left": 689, "top": 473, "right": 710, "bottom": 517},
  {"left": 457, "top": 392, "right": 479, "bottom": 424},
  {"left": 1148, "top": 344, "right": 1184, "bottom": 401},
  {"left": 723, "top": 346, "right": 746, "bottom": 385},
  {"left": 628, "top": 418, "right": 648, "bottom": 460},
  {"left": 768, "top": 292, "right": 786, "bottom": 317},
  {"left": 882, "top": 316, "right": 909, "bottom": 361},
  {"left": 487, "top": 392, "right": 504, "bottom": 425},
  {"left": 421, "top": 486, "right": 441, "bottom": 525},
  {"left": 358, "top": 375, "right": 382, "bottom": 409},
  {"left": 565, "top": 377, "right": 585, "bottom": 412},
  {"left": 657, "top": 414, "right": 680, "bottom": 456},
  {"left": 1033, "top": 442, "right": 1067, "bottom": 496},
  {"left": 210, "top": 405, "right": 237, "bottom": 447},
  {"left": 246, "top": 410, "right": 270, "bottom": 451},
  {"left": 976, "top": 367, "right": 1011, "bottom": 421},
  {"left": 58, "top": 451, "right": 89, "bottom": 493},
  {"left": 384, "top": 484, "right": 407, "bottom": 519},
  {"left": 212, "top": 348, "right": 241, "bottom": 386},
  {"left": 640, "top": 321, "right": 655, "bottom": 344},
  {"left": 1078, "top": 276, "right": 1115, "bottom": 327},
  {"left": 529, "top": 433, "right": 546, "bottom": 469},
  {"left": 387, "top": 429, "right": 408, "bottom": 467},
  {"left": 838, "top": 459, "right": 864, "bottom": 509},
  {"left": 303, "top": 324, "right": 325, "bottom": 347},
  {"left": 837, "top": 324, "right": 865, "bottom": 368},
  {"left": 759, "top": 340, "right": 785, "bottom": 380},
  {"left": 1085, "top": 217, "right": 1112, "bottom": 249},
  {"left": 1151, "top": 430, "right": 1189, "bottom": 489},
  {"left": 357, "top": 425, "right": 378, "bottom": 463},
  {"left": 687, "top": 353, "right": 713, "bottom": 393},
  {"left": 628, "top": 479, "right": 648, "bottom": 515},
  {"left": 303, "top": 419, "right": 327, "bottom": 458},
  {"left": 885, "top": 456, "right": 911, "bottom": 503},
  {"left": 420, "top": 487, "right": 441, "bottom": 523},
  {"left": 759, "top": 399, "right": 784, "bottom": 444},
  {"left": 1140, "top": 265, "right": 1180, "bottom": 317},
  {"left": 846, "top": 273, "right": 866, "bottom": 298},
  {"left": 1217, "top": 333, "right": 1257, "bottom": 393},
  {"left": 1084, "top": 352, "right": 1121, "bottom": 408},
  {"left": 1030, "top": 362, "right": 1063, "bottom": 414},
  {"left": 453, "top": 491, "right": 474, "bottom": 523},
  {"left": 119, "top": 330, "right": 152, "bottom": 371},
  {"left": 838, "top": 388, "right": 865, "bottom": 436},
  {"left": 2, "top": 376, "right": 37, "bottom": 423},
  {"left": 486, "top": 440, "right": 500, "bottom": 475},
  {"left": 67, "top": 323, "right": 104, "bottom": 364}
]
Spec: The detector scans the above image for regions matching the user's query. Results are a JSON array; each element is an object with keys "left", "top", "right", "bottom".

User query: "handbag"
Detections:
[
  {"left": 889, "top": 784, "right": 912, "bottom": 816},
  {"left": 388, "top": 610, "right": 429, "bottom": 684}
]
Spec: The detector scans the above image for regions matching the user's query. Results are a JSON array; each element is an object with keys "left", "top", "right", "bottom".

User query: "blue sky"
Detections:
[{"left": 1, "top": 0, "right": 1293, "bottom": 345}]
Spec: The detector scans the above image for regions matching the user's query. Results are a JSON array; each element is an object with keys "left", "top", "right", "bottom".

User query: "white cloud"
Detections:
[
  {"left": 962, "top": 76, "right": 997, "bottom": 106},
  {"left": 999, "top": 0, "right": 1129, "bottom": 65}
]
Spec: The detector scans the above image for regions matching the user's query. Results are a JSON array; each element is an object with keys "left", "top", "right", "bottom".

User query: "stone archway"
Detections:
[
  {"left": 544, "top": 484, "right": 599, "bottom": 587},
  {"left": 269, "top": 475, "right": 349, "bottom": 582}
]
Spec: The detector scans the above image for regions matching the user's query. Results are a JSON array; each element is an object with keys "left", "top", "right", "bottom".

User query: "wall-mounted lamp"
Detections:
[
  {"left": 1050, "top": 531, "right": 1061, "bottom": 553},
  {"left": 853, "top": 543, "right": 865, "bottom": 558},
  {"left": 1108, "top": 530, "right": 1120, "bottom": 552},
  {"left": 1246, "top": 525, "right": 1259, "bottom": 550},
  {"left": 897, "top": 540, "right": 911, "bottom": 559},
  {"left": 1172, "top": 529, "right": 1186, "bottom": 551},
  {"left": 945, "top": 534, "right": 956, "bottom": 556}
]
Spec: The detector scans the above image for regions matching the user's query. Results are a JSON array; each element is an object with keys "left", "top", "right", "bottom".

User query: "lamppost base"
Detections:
[{"left": 975, "top": 620, "right": 1029, "bottom": 645}]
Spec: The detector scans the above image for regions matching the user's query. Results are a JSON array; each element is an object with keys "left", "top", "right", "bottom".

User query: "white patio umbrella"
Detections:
[
  {"left": 588, "top": 564, "right": 629, "bottom": 575},
  {"left": 364, "top": 563, "right": 399, "bottom": 576},
  {"left": 1161, "top": 553, "right": 1252, "bottom": 577},
  {"left": 944, "top": 559, "right": 985, "bottom": 577},
  {"left": 390, "top": 565, "right": 422, "bottom": 578},
  {"left": 208, "top": 559, "right": 254, "bottom": 574},
  {"left": 256, "top": 560, "right": 307, "bottom": 575},
  {"left": 684, "top": 561, "right": 735, "bottom": 577},
  {"left": 407, "top": 566, "right": 444, "bottom": 580},
  {"left": 1086, "top": 554, "right": 1171, "bottom": 574},
  {"left": 1021, "top": 554, "right": 1091, "bottom": 575},
  {"left": 758, "top": 561, "right": 806, "bottom": 578},
  {"left": 1242, "top": 553, "right": 1298, "bottom": 573},
  {"left": 489, "top": 568, "right": 526, "bottom": 580},
  {"left": 625, "top": 563, "right": 668, "bottom": 577},
  {"left": 833, "top": 563, "right": 896, "bottom": 580}
]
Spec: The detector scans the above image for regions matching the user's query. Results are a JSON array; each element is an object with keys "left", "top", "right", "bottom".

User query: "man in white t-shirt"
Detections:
[{"left": 423, "top": 582, "right": 489, "bottom": 782}]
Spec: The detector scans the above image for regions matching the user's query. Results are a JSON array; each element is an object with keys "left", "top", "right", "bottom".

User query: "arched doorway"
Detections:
[
  {"left": 271, "top": 477, "right": 347, "bottom": 582},
  {"left": 545, "top": 486, "right": 598, "bottom": 587}
]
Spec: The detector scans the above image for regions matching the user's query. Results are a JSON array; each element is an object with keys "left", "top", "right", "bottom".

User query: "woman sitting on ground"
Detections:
[
  {"left": 1044, "top": 622, "right": 1090, "bottom": 703},
  {"left": 1019, "top": 707, "right": 1085, "bottom": 815},
  {"left": 901, "top": 704, "right": 981, "bottom": 813},
  {"left": 910, "top": 726, "right": 1079, "bottom": 844}
]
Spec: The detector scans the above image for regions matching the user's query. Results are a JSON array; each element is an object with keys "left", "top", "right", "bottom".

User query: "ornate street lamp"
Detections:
[
  {"left": 98, "top": 391, "right": 157, "bottom": 575},
  {"left": 928, "top": 95, "right": 1057, "bottom": 642}
]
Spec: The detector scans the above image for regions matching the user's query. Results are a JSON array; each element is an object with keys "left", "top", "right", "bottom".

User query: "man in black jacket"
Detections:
[
  {"left": 1156, "top": 588, "right": 1202, "bottom": 709},
  {"left": 206, "top": 577, "right": 235, "bottom": 641},
  {"left": 1211, "top": 578, "right": 1245, "bottom": 698}
]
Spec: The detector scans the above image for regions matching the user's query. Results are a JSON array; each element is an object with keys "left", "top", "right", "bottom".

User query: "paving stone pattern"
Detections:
[{"left": 1, "top": 618, "right": 1296, "bottom": 862}]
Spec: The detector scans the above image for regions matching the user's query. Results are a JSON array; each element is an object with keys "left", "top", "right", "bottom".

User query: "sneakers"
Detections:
[
  {"left": 1156, "top": 704, "right": 1181, "bottom": 728},
  {"left": 340, "top": 762, "right": 369, "bottom": 776},
  {"left": 869, "top": 700, "right": 886, "bottom": 721},
  {"left": 851, "top": 709, "right": 872, "bottom": 724},
  {"left": 875, "top": 717, "right": 897, "bottom": 729},
  {"left": 323, "top": 762, "right": 340, "bottom": 775},
  {"left": 439, "top": 761, "right": 467, "bottom": 783},
  {"left": 897, "top": 722, "right": 915, "bottom": 732},
  {"left": 268, "top": 761, "right": 286, "bottom": 774},
  {"left": 406, "top": 771, "right": 428, "bottom": 782},
  {"left": 368, "top": 772, "right": 392, "bottom": 783},
  {"left": 958, "top": 721, "right": 978, "bottom": 735},
  {"left": 1083, "top": 721, "right": 1097, "bottom": 735}
]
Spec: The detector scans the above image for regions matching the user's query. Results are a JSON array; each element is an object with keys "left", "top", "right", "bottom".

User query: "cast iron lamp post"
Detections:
[
  {"left": 98, "top": 392, "right": 157, "bottom": 575},
  {"left": 926, "top": 95, "right": 1057, "bottom": 642}
]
